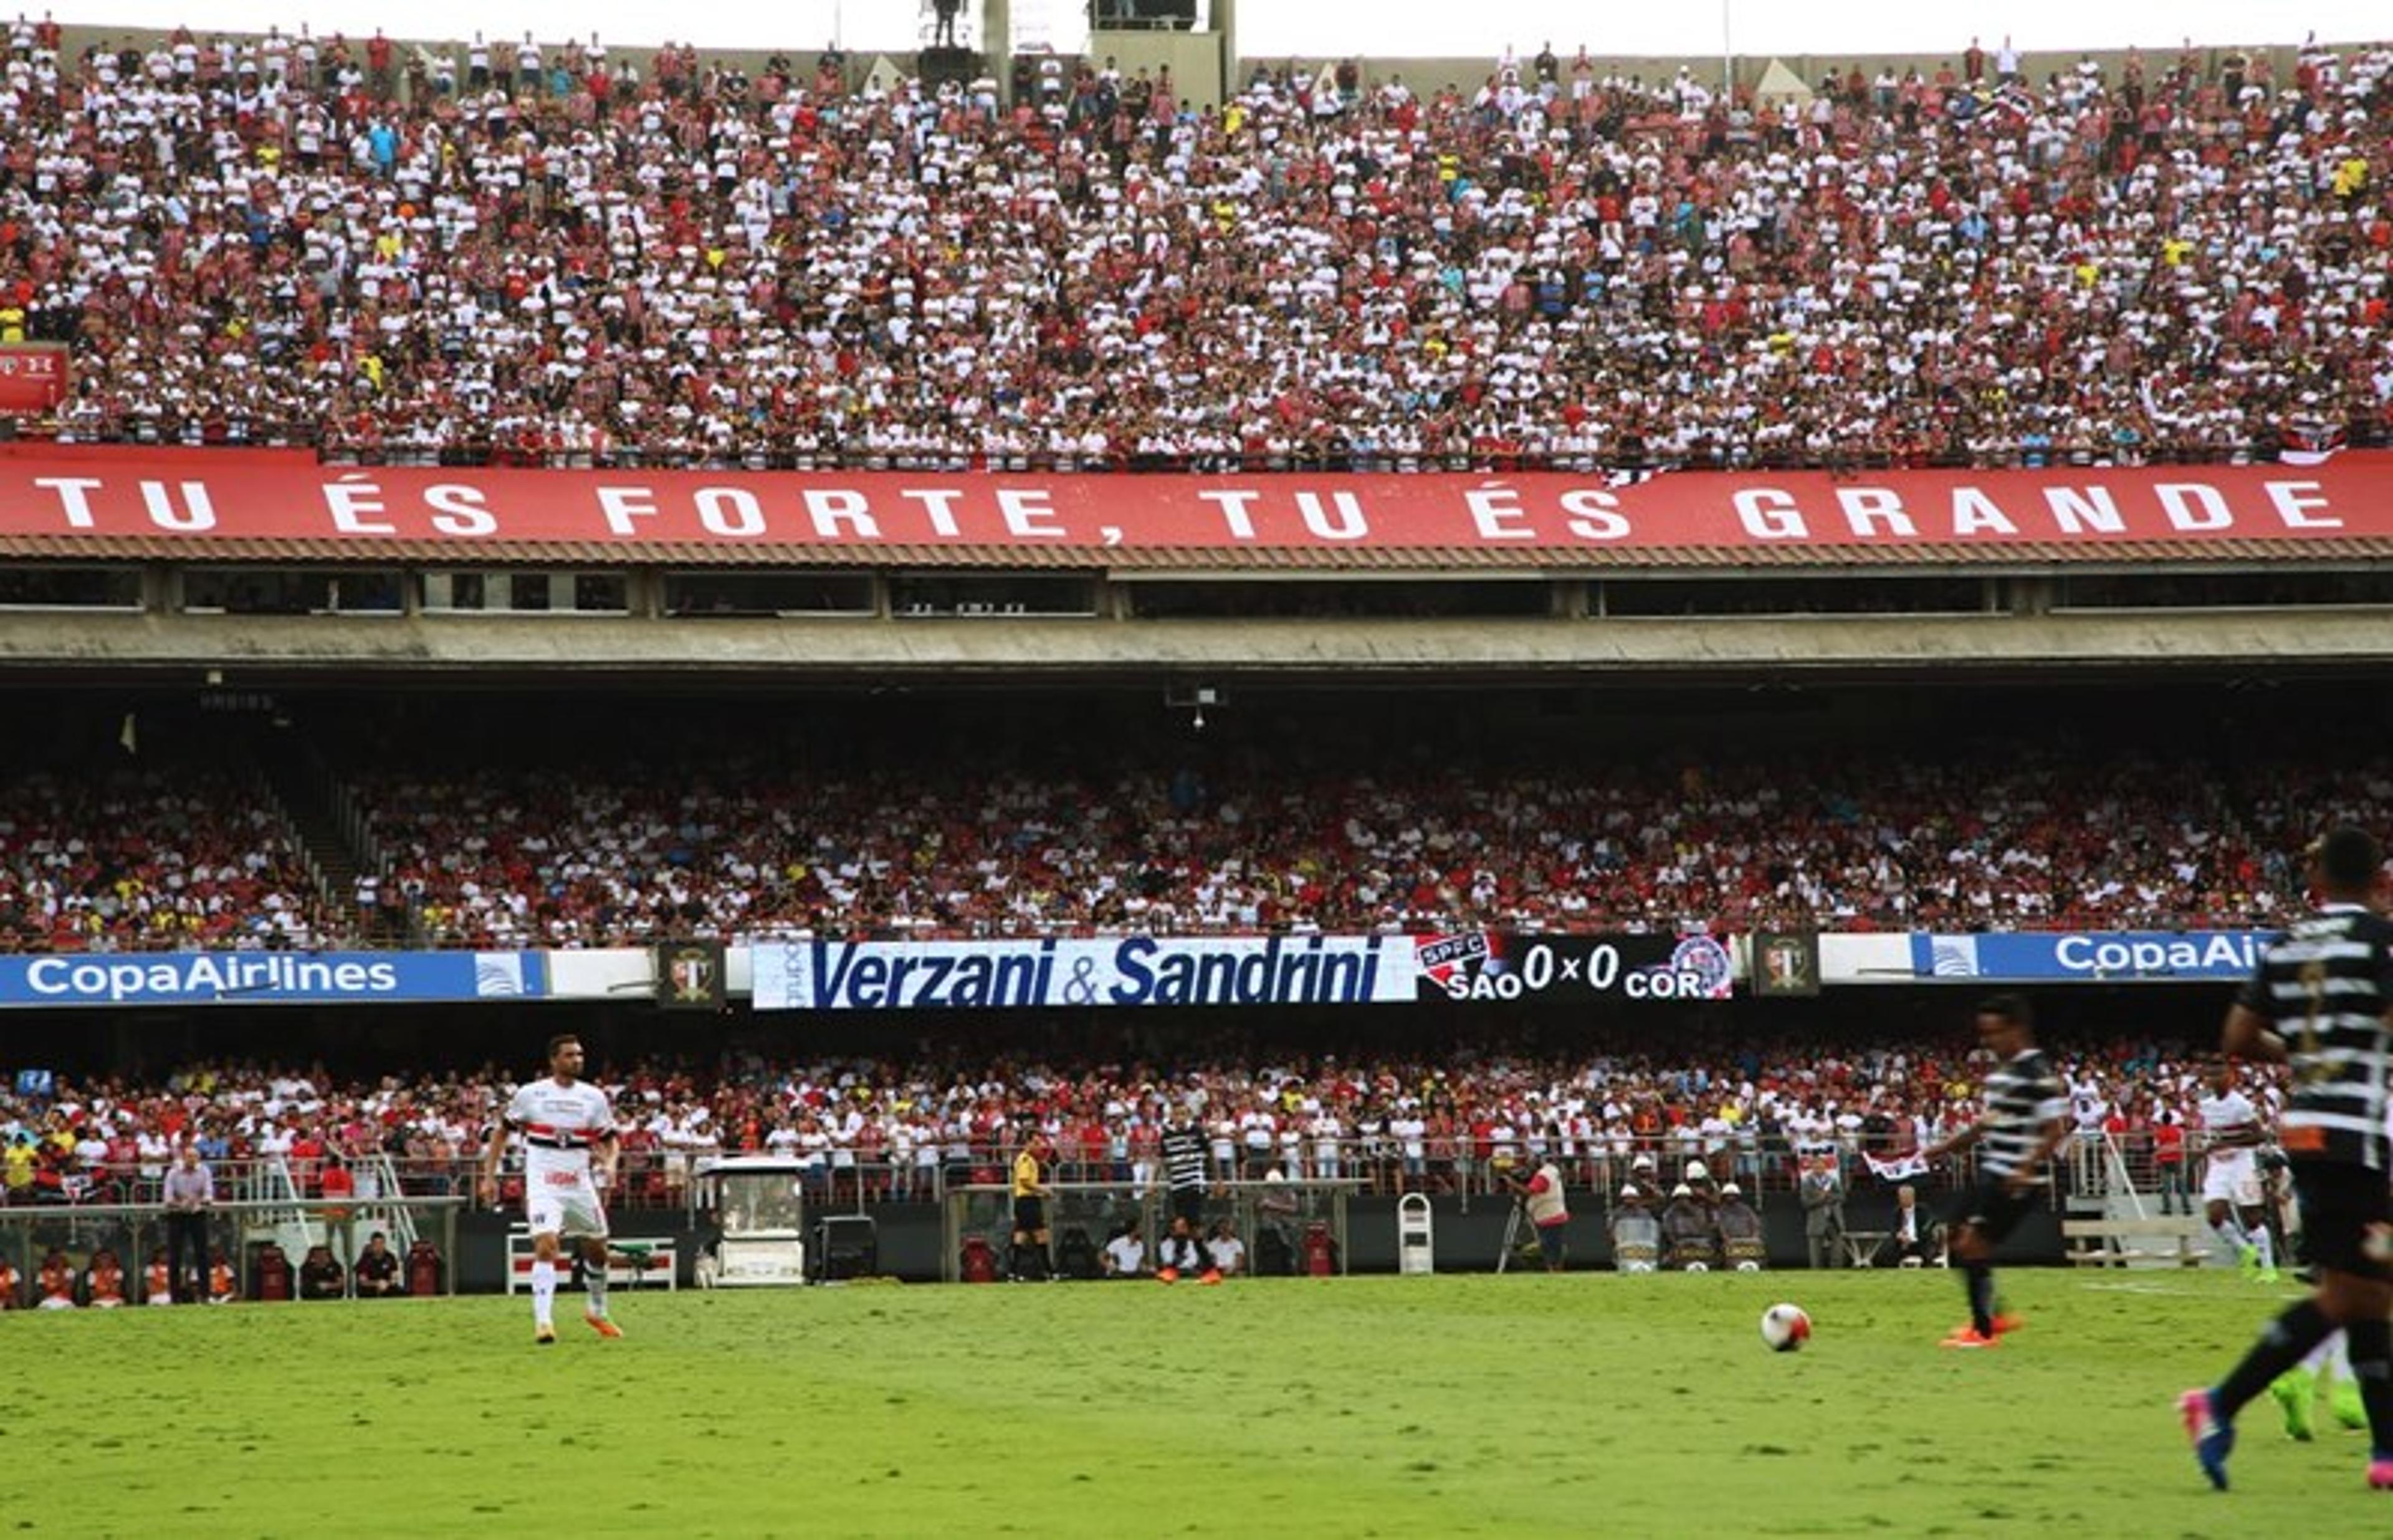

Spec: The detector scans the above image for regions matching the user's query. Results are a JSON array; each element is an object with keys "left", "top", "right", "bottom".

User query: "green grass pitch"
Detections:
[{"left": 10, "top": 1269, "right": 2382, "bottom": 1537}]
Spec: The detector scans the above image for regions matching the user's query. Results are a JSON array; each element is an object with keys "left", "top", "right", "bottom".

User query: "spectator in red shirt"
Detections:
[{"left": 2152, "top": 1110, "right": 2190, "bottom": 1216}]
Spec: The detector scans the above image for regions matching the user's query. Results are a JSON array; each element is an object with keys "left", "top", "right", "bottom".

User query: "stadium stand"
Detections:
[
  {"left": 0, "top": 27, "right": 2386, "bottom": 468},
  {"left": 2, "top": 687, "right": 2387, "bottom": 949},
  {"left": 325, "top": 691, "right": 2382, "bottom": 943},
  {"left": 0, "top": 764, "right": 328, "bottom": 951},
  {"left": 0, "top": 1031, "right": 2273, "bottom": 1209}
]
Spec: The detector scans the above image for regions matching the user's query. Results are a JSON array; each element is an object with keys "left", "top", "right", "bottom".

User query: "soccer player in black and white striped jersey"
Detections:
[
  {"left": 1921, "top": 994, "right": 2070, "bottom": 1349},
  {"left": 1157, "top": 1108, "right": 1217, "bottom": 1281},
  {"left": 2182, "top": 825, "right": 2393, "bottom": 1495}
]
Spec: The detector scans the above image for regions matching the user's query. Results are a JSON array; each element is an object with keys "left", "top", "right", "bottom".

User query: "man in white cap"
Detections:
[
  {"left": 1663, "top": 1182, "right": 1719, "bottom": 1270},
  {"left": 1717, "top": 1182, "right": 1765, "bottom": 1270},
  {"left": 1610, "top": 1184, "right": 1660, "bottom": 1272}
]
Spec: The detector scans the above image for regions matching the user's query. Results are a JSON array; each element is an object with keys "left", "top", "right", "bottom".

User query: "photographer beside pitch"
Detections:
[
  {"left": 1500, "top": 1153, "right": 1570, "bottom": 1272},
  {"left": 2182, "top": 825, "right": 2393, "bottom": 1494}
]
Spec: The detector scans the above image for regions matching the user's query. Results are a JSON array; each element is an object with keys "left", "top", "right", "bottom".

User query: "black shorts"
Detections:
[
  {"left": 1169, "top": 1187, "right": 1205, "bottom": 1228},
  {"left": 1950, "top": 1181, "right": 2035, "bottom": 1248},
  {"left": 1012, "top": 1196, "right": 1045, "bottom": 1234},
  {"left": 2291, "top": 1159, "right": 2393, "bottom": 1283}
]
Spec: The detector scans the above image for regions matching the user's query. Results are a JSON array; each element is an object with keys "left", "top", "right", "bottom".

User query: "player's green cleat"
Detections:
[
  {"left": 2237, "top": 1243, "right": 2261, "bottom": 1279},
  {"left": 2331, "top": 1372, "right": 2367, "bottom": 1431},
  {"left": 2270, "top": 1369, "right": 2316, "bottom": 1441}
]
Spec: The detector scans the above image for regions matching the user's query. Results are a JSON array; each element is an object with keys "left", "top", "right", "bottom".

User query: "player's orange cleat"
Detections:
[
  {"left": 1198, "top": 1269, "right": 1224, "bottom": 1286},
  {"left": 1939, "top": 1326, "right": 2000, "bottom": 1349},
  {"left": 1156, "top": 1267, "right": 1179, "bottom": 1285},
  {"left": 1992, "top": 1313, "right": 2027, "bottom": 1336},
  {"left": 585, "top": 1312, "right": 623, "bottom": 1339},
  {"left": 534, "top": 1323, "right": 556, "bottom": 1346}
]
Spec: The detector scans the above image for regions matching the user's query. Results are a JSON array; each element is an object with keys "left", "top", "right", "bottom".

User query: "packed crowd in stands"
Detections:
[
  {"left": 2, "top": 21, "right": 2389, "bottom": 467},
  {"left": 3, "top": 725, "right": 2386, "bottom": 951},
  {"left": 347, "top": 741, "right": 2372, "bottom": 946},
  {"left": 0, "top": 1034, "right": 2280, "bottom": 1211},
  {"left": 0, "top": 765, "right": 329, "bottom": 951}
]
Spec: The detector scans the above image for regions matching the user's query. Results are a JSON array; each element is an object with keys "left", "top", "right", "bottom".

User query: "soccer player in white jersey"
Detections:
[
  {"left": 480, "top": 1034, "right": 621, "bottom": 1344},
  {"left": 2197, "top": 1063, "right": 2278, "bottom": 1281}
]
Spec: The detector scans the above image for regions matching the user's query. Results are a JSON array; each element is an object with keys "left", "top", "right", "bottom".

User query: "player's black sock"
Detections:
[
  {"left": 2214, "top": 1299, "right": 2336, "bottom": 1419},
  {"left": 1962, "top": 1262, "right": 1995, "bottom": 1336},
  {"left": 2346, "top": 1318, "right": 2393, "bottom": 1451}
]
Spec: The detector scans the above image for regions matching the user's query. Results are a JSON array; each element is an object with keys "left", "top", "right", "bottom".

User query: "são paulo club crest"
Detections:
[{"left": 1414, "top": 931, "right": 1502, "bottom": 992}]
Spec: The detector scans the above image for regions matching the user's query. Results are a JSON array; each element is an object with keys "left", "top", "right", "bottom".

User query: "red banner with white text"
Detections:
[
  {"left": 1, "top": 444, "right": 2389, "bottom": 563},
  {"left": 0, "top": 346, "right": 69, "bottom": 416}
]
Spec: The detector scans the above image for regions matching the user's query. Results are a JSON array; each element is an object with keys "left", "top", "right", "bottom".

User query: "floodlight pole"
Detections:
[{"left": 1722, "top": 0, "right": 1733, "bottom": 97}]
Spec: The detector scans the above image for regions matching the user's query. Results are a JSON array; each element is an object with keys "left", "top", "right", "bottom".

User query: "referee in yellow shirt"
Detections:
[{"left": 1010, "top": 1131, "right": 1055, "bottom": 1281}]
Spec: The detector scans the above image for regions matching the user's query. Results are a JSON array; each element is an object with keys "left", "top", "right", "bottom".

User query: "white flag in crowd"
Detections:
[{"left": 1863, "top": 1151, "right": 1931, "bottom": 1181}]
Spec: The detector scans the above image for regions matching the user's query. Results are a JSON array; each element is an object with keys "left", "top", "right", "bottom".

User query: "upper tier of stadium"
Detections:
[
  {"left": 0, "top": 24, "right": 2387, "bottom": 468},
  {"left": 5, "top": 688, "right": 2385, "bottom": 951}
]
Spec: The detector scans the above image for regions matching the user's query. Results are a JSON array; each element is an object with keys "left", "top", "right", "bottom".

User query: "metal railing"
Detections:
[
  {"left": 4, "top": 1137, "right": 1994, "bottom": 1220},
  {"left": 17, "top": 416, "right": 2383, "bottom": 476}
]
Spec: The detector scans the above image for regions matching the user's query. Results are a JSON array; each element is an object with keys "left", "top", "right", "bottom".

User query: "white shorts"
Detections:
[
  {"left": 2202, "top": 1154, "right": 2262, "bottom": 1208},
  {"left": 525, "top": 1170, "right": 609, "bottom": 1240}
]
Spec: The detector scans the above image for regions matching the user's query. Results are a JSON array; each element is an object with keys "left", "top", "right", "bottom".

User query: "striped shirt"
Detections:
[
  {"left": 1976, "top": 1048, "right": 2066, "bottom": 1181},
  {"left": 2235, "top": 904, "right": 2393, "bottom": 1171},
  {"left": 502, "top": 1079, "right": 614, "bottom": 1177},
  {"left": 1160, "top": 1126, "right": 1207, "bottom": 1192}
]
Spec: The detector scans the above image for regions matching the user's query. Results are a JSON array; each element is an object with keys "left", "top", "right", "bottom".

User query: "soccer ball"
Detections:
[{"left": 1760, "top": 1303, "right": 1812, "bottom": 1352}]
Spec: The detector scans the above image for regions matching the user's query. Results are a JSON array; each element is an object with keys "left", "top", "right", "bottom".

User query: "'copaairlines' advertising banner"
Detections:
[
  {"left": 1413, "top": 932, "right": 1734, "bottom": 1002},
  {"left": 1909, "top": 931, "right": 2268, "bottom": 983},
  {"left": 752, "top": 936, "right": 1416, "bottom": 1011},
  {"left": 0, "top": 951, "right": 546, "bottom": 1007}
]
